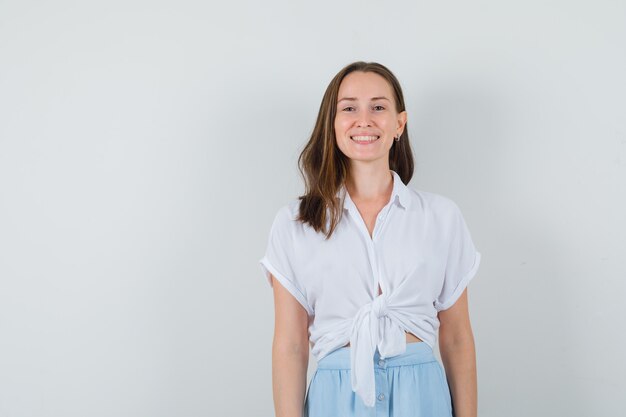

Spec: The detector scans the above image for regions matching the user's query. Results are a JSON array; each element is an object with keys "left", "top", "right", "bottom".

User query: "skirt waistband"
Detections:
[{"left": 317, "top": 342, "right": 436, "bottom": 370}]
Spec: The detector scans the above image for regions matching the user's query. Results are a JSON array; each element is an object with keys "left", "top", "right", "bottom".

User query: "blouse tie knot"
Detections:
[
  {"left": 349, "top": 290, "right": 406, "bottom": 407},
  {"left": 371, "top": 293, "right": 388, "bottom": 318}
]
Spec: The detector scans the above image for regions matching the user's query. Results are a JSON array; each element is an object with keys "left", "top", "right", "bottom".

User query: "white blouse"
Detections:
[{"left": 259, "top": 169, "right": 481, "bottom": 408}]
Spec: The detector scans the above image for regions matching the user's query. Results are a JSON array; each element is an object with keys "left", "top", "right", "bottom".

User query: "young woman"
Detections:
[{"left": 260, "top": 61, "right": 481, "bottom": 417}]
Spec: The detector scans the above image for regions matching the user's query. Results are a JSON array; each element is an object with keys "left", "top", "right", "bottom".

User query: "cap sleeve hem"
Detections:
[
  {"left": 434, "top": 251, "right": 481, "bottom": 312},
  {"left": 259, "top": 257, "right": 314, "bottom": 316}
]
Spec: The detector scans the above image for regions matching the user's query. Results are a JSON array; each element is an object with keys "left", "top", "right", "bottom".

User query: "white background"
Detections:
[{"left": 1, "top": 1, "right": 625, "bottom": 416}]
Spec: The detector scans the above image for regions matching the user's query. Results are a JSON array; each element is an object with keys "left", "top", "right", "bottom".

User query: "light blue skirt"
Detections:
[{"left": 304, "top": 342, "right": 453, "bottom": 417}]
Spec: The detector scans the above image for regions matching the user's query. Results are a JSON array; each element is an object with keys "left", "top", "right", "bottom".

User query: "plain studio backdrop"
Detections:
[{"left": 0, "top": 1, "right": 624, "bottom": 416}]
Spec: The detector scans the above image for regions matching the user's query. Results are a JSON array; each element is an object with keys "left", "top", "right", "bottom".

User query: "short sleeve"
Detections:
[
  {"left": 434, "top": 201, "right": 481, "bottom": 312},
  {"left": 259, "top": 206, "right": 313, "bottom": 315}
]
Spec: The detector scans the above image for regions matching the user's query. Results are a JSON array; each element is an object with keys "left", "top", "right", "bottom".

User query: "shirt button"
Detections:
[
  {"left": 378, "top": 359, "right": 385, "bottom": 366},
  {"left": 378, "top": 393, "right": 385, "bottom": 401}
]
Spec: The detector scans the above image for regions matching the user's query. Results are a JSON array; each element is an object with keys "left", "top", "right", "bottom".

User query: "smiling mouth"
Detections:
[{"left": 350, "top": 135, "right": 380, "bottom": 143}]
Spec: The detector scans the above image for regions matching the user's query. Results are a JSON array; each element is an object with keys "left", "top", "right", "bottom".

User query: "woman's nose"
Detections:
[{"left": 356, "top": 110, "right": 372, "bottom": 127}]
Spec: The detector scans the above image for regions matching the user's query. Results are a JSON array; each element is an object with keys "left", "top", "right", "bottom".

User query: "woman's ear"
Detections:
[{"left": 397, "top": 110, "right": 408, "bottom": 134}]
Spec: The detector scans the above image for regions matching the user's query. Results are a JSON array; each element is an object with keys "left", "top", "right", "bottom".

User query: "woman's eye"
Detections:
[
  {"left": 342, "top": 106, "right": 355, "bottom": 112},
  {"left": 373, "top": 105, "right": 385, "bottom": 111}
]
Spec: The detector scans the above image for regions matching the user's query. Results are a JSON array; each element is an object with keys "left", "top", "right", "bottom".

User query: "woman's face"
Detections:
[{"left": 334, "top": 71, "right": 407, "bottom": 164}]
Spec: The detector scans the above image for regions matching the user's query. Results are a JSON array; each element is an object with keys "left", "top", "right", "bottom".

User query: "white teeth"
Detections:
[{"left": 350, "top": 135, "right": 379, "bottom": 142}]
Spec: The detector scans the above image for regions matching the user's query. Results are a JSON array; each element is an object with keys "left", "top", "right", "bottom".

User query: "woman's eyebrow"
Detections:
[{"left": 337, "top": 96, "right": 391, "bottom": 103}]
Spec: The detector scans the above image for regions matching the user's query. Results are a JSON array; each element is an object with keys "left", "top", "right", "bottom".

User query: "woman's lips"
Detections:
[{"left": 350, "top": 135, "right": 380, "bottom": 144}]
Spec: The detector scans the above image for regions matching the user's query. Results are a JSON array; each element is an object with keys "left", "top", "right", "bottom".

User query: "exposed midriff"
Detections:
[{"left": 343, "top": 332, "right": 423, "bottom": 347}]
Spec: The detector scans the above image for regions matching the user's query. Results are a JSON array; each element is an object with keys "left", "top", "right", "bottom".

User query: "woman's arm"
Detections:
[
  {"left": 438, "top": 288, "right": 477, "bottom": 417},
  {"left": 270, "top": 273, "right": 310, "bottom": 417}
]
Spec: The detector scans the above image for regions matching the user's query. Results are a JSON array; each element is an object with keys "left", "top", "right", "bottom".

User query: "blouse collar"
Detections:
[{"left": 336, "top": 169, "right": 411, "bottom": 211}]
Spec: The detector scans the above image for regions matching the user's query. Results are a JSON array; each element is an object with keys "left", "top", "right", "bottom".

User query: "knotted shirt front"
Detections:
[{"left": 259, "top": 169, "right": 481, "bottom": 407}]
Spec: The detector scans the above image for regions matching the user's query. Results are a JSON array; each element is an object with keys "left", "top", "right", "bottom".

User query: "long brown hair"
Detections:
[{"left": 296, "top": 61, "right": 415, "bottom": 239}]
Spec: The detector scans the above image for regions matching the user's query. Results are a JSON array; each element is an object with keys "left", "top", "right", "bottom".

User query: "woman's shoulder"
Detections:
[
  {"left": 274, "top": 198, "right": 301, "bottom": 220},
  {"left": 406, "top": 187, "right": 463, "bottom": 217},
  {"left": 267, "top": 198, "right": 302, "bottom": 231}
]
